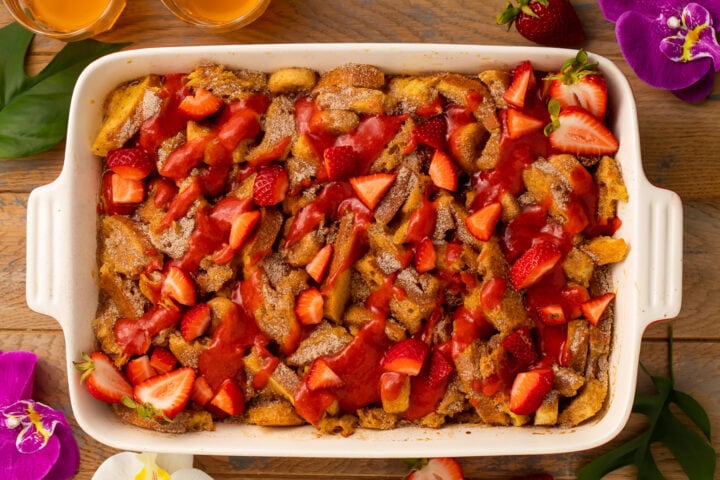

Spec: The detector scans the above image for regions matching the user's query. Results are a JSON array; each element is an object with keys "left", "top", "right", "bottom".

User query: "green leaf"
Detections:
[
  {"left": 578, "top": 431, "right": 650, "bottom": 479},
  {"left": 671, "top": 389, "right": 712, "bottom": 440},
  {"left": 0, "top": 22, "right": 130, "bottom": 158},
  {"left": 655, "top": 409, "right": 716, "bottom": 479}
]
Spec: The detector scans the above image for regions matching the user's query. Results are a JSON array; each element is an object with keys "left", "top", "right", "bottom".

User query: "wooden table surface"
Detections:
[{"left": 1, "top": 1, "right": 718, "bottom": 478}]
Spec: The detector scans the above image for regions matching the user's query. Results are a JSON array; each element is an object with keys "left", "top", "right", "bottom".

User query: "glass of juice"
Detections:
[
  {"left": 160, "top": 0, "right": 271, "bottom": 32},
  {"left": 2, "top": 0, "right": 126, "bottom": 41}
]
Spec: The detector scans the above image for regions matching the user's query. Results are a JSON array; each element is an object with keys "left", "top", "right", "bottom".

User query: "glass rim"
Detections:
[{"left": 159, "top": 0, "right": 270, "bottom": 32}]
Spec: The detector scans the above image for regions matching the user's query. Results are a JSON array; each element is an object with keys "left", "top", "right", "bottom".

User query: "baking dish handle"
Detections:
[
  {"left": 26, "top": 179, "right": 67, "bottom": 322},
  {"left": 634, "top": 185, "right": 683, "bottom": 329}
]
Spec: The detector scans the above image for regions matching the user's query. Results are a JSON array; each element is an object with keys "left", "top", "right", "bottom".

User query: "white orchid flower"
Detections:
[{"left": 92, "top": 452, "right": 214, "bottom": 480}]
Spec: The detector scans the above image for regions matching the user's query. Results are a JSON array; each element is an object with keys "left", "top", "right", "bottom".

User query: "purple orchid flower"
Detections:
[
  {"left": 598, "top": 0, "right": 720, "bottom": 102},
  {"left": 0, "top": 351, "right": 79, "bottom": 480}
]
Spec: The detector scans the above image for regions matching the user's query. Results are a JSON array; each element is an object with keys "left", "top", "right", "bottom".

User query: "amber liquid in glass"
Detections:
[
  {"left": 24, "top": 0, "right": 113, "bottom": 32},
  {"left": 174, "top": 0, "right": 260, "bottom": 23}
]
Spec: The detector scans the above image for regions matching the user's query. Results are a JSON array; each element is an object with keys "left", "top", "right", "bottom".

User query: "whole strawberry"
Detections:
[{"left": 497, "top": 0, "right": 586, "bottom": 48}]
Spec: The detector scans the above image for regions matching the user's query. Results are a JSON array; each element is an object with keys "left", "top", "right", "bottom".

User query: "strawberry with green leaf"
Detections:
[{"left": 497, "top": 0, "right": 586, "bottom": 48}]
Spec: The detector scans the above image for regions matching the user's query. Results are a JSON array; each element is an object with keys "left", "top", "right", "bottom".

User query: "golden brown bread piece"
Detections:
[
  {"left": 268, "top": 67, "right": 317, "bottom": 94},
  {"left": 185, "top": 64, "right": 267, "bottom": 100}
]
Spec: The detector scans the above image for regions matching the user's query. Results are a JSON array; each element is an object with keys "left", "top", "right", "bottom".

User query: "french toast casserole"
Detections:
[{"left": 81, "top": 55, "right": 629, "bottom": 436}]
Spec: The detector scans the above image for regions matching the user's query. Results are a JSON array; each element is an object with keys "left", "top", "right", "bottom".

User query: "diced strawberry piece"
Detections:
[
  {"left": 323, "top": 145, "right": 359, "bottom": 181},
  {"left": 415, "top": 96, "right": 444, "bottom": 117},
  {"left": 306, "top": 358, "right": 344, "bottom": 391},
  {"left": 125, "top": 355, "right": 157, "bottom": 386},
  {"left": 133, "top": 367, "right": 196, "bottom": 420},
  {"left": 503, "top": 60, "right": 535, "bottom": 108},
  {"left": 305, "top": 244, "right": 333, "bottom": 283},
  {"left": 106, "top": 148, "right": 154, "bottom": 180},
  {"left": 75, "top": 351, "right": 133, "bottom": 404},
  {"left": 548, "top": 106, "right": 619, "bottom": 156},
  {"left": 506, "top": 108, "right": 545, "bottom": 139},
  {"left": 509, "top": 368, "right": 554, "bottom": 415},
  {"left": 253, "top": 164, "right": 289, "bottom": 206},
  {"left": 538, "top": 304, "right": 567, "bottom": 326},
  {"left": 110, "top": 172, "right": 145, "bottom": 204},
  {"left": 191, "top": 375, "right": 214, "bottom": 407},
  {"left": 413, "top": 116, "right": 447, "bottom": 150},
  {"left": 561, "top": 284, "right": 590, "bottom": 319},
  {"left": 426, "top": 349, "right": 454, "bottom": 388},
  {"left": 429, "top": 150, "right": 458, "bottom": 191},
  {"left": 149, "top": 346, "right": 177, "bottom": 374},
  {"left": 350, "top": 172, "right": 396, "bottom": 210},
  {"left": 407, "top": 457, "right": 465, "bottom": 480},
  {"left": 404, "top": 198, "right": 437, "bottom": 244},
  {"left": 509, "top": 242, "right": 563, "bottom": 290},
  {"left": 210, "top": 196, "right": 253, "bottom": 231},
  {"left": 229, "top": 210, "right": 261, "bottom": 249},
  {"left": 501, "top": 326, "right": 538, "bottom": 365},
  {"left": 465, "top": 202, "right": 502, "bottom": 241},
  {"left": 208, "top": 378, "right": 245, "bottom": 417},
  {"left": 414, "top": 237, "right": 437, "bottom": 273},
  {"left": 217, "top": 108, "right": 261, "bottom": 151},
  {"left": 159, "top": 136, "right": 210, "bottom": 182},
  {"left": 295, "top": 287, "right": 324, "bottom": 325},
  {"left": 381, "top": 338, "right": 429, "bottom": 376},
  {"left": 548, "top": 50, "right": 608, "bottom": 120},
  {"left": 180, "top": 303, "right": 211, "bottom": 342},
  {"left": 480, "top": 277, "right": 506, "bottom": 311},
  {"left": 161, "top": 266, "right": 197, "bottom": 306},
  {"left": 101, "top": 171, "right": 135, "bottom": 215},
  {"left": 178, "top": 87, "right": 224, "bottom": 120},
  {"left": 581, "top": 292, "right": 615, "bottom": 326}
]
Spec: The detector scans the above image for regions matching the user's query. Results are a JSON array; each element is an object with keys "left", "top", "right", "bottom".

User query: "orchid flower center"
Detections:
[
  {"left": 660, "top": 3, "right": 720, "bottom": 69},
  {"left": 1, "top": 400, "right": 62, "bottom": 453}
]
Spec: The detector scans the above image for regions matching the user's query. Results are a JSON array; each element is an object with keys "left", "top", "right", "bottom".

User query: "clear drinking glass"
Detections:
[{"left": 160, "top": 0, "right": 271, "bottom": 32}]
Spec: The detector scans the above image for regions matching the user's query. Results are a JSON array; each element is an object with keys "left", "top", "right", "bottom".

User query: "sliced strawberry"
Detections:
[
  {"left": 305, "top": 244, "right": 333, "bottom": 283},
  {"left": 509, "top": 368, "right": 554, "bottom": 415},
  {"left": 229, "top": 210, "right": 261, "bottom": 249},
  {"left": 295, "top": 287, "right": 324, "bottom": 325},
  {"left": 503, "top": 60, "right": 535, "bottom": 108},
  {"left": 381, "top": 338, "right": 429, "bottom": 376},
  {"left": 161, "top": 266, "right": 197, "bottom": 306},
  {"left": 191, "top": 375, "right": 214, "bottom": 407},
  {"left": 106, "top": 148, "right": 154, "bottom": 180},
  {"left": 429, "top": 150, "right": 458, "bottom": 191},
  {"left": 509, "top": 241, "right": 563, "bottom": 290},
  {"left": 480, "top": 277, "right": 506, "bottom": 311},
  {"left": 306, "top": 358, "right": 344, "bottom": 391},
  {"left": 110, "top": 173, "right": 145, "bottom": 204},
  {"left": 548, "top": 50, "right": 608, "bottom": 120},
  {"left": 538, "top": 304, "right": 567, "bottom": 326},
  {"left": 253, "top": 164, "right": 289, "bottom": 206},
  {"left": 506, "top": 108, "right": 545, "bottom": 139},
  {"left": 150, "top": 346, "right": 177, "bottom": 374},
  {"left": 581, "top": 292, "right": 615, "bottom": 326},
  {"left": 208, "top": 378, "right": 245, "bottom": 417},
  {"left": 465, "top": 202, "right": 502, "bottom": 241},
  {"left": 350, "top": 172, "right": 396, "bottom": 210},
  {"left": 180, "top": 303, "right": 211, "bottom": 342},
  {"left": 547, "top": 104, "right": 619, "bottom": 156},
  {"left": 413, "top": 116, "right": 447, "bottom": 150},
  {"left": 323, "top": 145, "right": 359, "bottom": 181},
  {"left": 178, "top": 87, "right": 224, "bottom": 120},
  {"left": 133, "top": 366, "right": 196, "bottom": 420},
  {"left": 217, "top": 108, "right": 261, "bottom": 151},
  {"left": 501, "top": 326, "right": 538, "bottom": 366},
  {"left": 125, "top": 355, "right": 157, "bottom": 386},
  {"left": 75, "top": 352, "right": 133, "bottom": 404},
  {"left": 414, "top": 237, "right": 437, "bottom": 273},
  {"left": 407, "top": 457, "right": 465, "bottom": 480}
]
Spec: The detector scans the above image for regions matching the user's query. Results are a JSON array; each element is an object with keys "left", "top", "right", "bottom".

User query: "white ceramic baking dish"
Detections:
[{"left": 26, "top": 44, "right": 682, "bottom": 458}]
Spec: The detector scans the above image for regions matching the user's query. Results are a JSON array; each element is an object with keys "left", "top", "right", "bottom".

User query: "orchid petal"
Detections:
[
  {"left": 683, "top": 2, "right": 714, "bottom": 28},
  {"left": 672, "top": 66, "right": 718, "bottom": 100},
  {"left": 0, "top": 428, "right": 60, "bottom": 480},
  {"left": 92, "top": 452, "right": 212, "bottom": 480},
  {"left": 660, "top": 35, "right": 688, "bottom": 60},
  {"left": 1, "top": 400, "right": 64, "bottom": 453},
  {"left": 43, "top": 417, "right": 80, "bottom": 480},
  {"left": 0, "top": 351, "right": 37, "bottom": 405},
  {"left": 599, "top": 0, "right": 691, "bottom": 22}
]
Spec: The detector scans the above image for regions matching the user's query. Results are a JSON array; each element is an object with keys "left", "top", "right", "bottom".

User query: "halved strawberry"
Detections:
[
  {"left": 429, "top": 150, "right": 458, "bottom": 191},
  {"left": 149, "top": 346, "right": 177, "bottom": 374},
  {"left": 306, "top": 358, "right": 344, "bottom": 391},
  {"left": 132, "top": 366, "right": 196, "bottom": 420},
  {"left": 506, "top": 108, "right": 545, "bottom": 139},
  {"left": 106, "top": 148, "right": 154, "bottom": 180},
  {"left": 229, "top": 210, "right": 261, "bottom": 249},
  {"left": 180, "top": 303, "right": 211, "bottom": 342},
  {"left": 413, "top": 116, "right": 447, "bottom": 150},
  {"left": 503, "top": 60, "right": 535, "bottom": 108},
  {"left": 546, "top": 103, "right": 619, "bottom": 156},
  {"left": 581, "top": 292, "right": 615, "bottom": 326},
  {"left": 253, "top": 164, "right": 289, "bottom": 206},
  {"left": 414, "top": 237, "right": 437, "bottom": 273},
  {"left": 381, "top": 338, "right": 429, "bottom": 376},
  {"left": 75, "top": 351, "right": 133, "bottom": 404},
  {"left": 110, "top": 172, "right": 145, "bottom": 204},
  {"left": 407, "top": 457, "right": 465, "bottom": 480},
  {"left": 125, "top": 355, "right": 157, "bottom": 386},
  {"left": 191, "top": 375, "right": 214, "bottom": 407},
  {"left": 350, "top": 172, "right": 396, "bottom": 210},
  {"left": 547, "top": 50, "right": 608, "bottom": 120},
  {"left": 509, "top": 368, "right": 554, "bottom": 415},
  {"left": 509, "top": 241, "right": 563, "bottom": 290},
  {"left": 178, "top": 87, "right": 224, "bottom": 120},
  {"left": 465, "top": 202, "right": 502, "bottom": 241},
  {"left": 208, "top": 378, "right": 245, "bottom": 417},
  {"left": 323, "top": 145, "right": 359, "bottom": 181},
  {"left": 161, "top": 266, "right": 197, "bottom": 306},
  {"left": 501, "top": 326, "right": 538, "bottom": 366},
  {"left": 305, "top": 244, "right": 333, "bottom": 283},
  {"left": 295, "top": 287, "right": 324, "bottom": 325},
  {"left": 480, "top": 277, "right": 506, "bottom": 311},
  {"left": 538, "top": 304, "right": 567, "bottom": 325}
]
